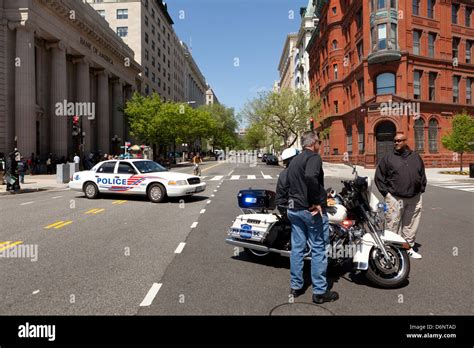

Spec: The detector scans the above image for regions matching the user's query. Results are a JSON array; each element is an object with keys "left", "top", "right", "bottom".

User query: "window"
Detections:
[
  {"left": 357, "top": 78, "right": 365, "bottom": 102},
  {"left": 414, "top": 70, "right": 422, "bottom": 99},
  {"left": 333, "top": 64, "right": 338, "bottom": 79},
  {"left": 358, "top": 123, "right": 365, "bottom": 154},
  {"left": 429, "top": 72, "right": 436, "bottom": 101},
  {"left": 157, "top": 62, "right": 161, "bottom": 72},
  {"left": 117, "top": 162, "right": 135, "bottom": 174},
  {"left": 453, "top": 75, "right": 460, "bottom": 103},
  {"left": 158, "top": 48, "right": 161, "bottom": 57},
  {"left": 377, "top": 0, "right": 385, "bottom": 10},
  {"left": 334, "top": 100, "right": 339, "bottom": 113},
  {"left": 376, "top": 72, "right": 396, "bottom": 95},
  {"left": 346, "top": 126, "right": 353, "bottom": 155},
  {"left": 332, "top": 40, "right": 338, "bottom": 49},
  {"left": 389, "top": 23, "right": 397, "bottom": 49},
  {"left": 356, "top": 10, "right": 362, "bottom": 30},
  {"left": 332, "top": 7, "right": 337, "bottom": 14},
  {"left": 452, "top": 4, "right": 459, "bottom": 24},
  {"left": 98, "top": 162, "right": 116, "bottom": 174},
  {"left": 467, "top": 41, "right": 472, "bottom": 64},
  {"left": 428, "top": 119, "right": 438, "bottom": 152},
  {"left": 413, "top": 30, "right": 421, "bottom": 55},
  {"left": 452, "top": 37, "right": 460, "bottom": 59},
  {"left": 427, "top": 0, "right": 435, "bottom": 18},
  {"left": 151, "top": 25, "right": 155, "bottom": 34},
  {"left": 117, "top": 27, "right": 128, "bottom": 37},
  {"left": 152, "top": 72, "right": 156, "bottom": 83},
  {"left": 151, "top": 8, "right": 155, "bottom": 19},
  {"left": 357, "top": 41, "right": 363, "bottom": 62},
  {"left": 467, "top": 78, "right": 472, "bottom": 104},
  {"left": 152, "top": 40, "right": 155, "bottom": 50},
  {"left": 378, "top": 23, "right": 387, "bottom": 49},
  {"left": 390, "top": 0, "right": 396, "bottom": 9},
  {"left": 144, "top": 66, "right": 149, "bottom": 77},
  {"left": 413, "top": 0, "right": 420, "bottom": 15},
  {"left": 144, "top": 49, "right": 149, "bottom": 60},
  {"left": 428, "top": 32, "right": 436, "bottom": 57},
  {"left": 145, "top": 32, "right": 149, "bottom": 43},
  {"left": 466, "top": 7, "right": 472, "bottom": 27},
  {"left": 117, "top": 9, "right": 128, "bottom": 19},
  {"left": 97, "top": 10, "right": 105, "bottom": 17},
  {"left": 414, "top": 119, "right": 425, "bottom": 152},
  {"left": 145, "top": 15, "right": 148, "bottom": 26},
  {"left": 145, "top": 84, "right": 149, "bottom": 95}
]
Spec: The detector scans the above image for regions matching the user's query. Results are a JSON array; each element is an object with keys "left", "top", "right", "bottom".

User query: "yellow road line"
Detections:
[
  {"left": 54, "top": 221, "right": 73, "bottom": 229},
  {"left": 45, "top": 221, "right": 65, "bottom": 229},
  {"left": 92, "top": 208, "right": 105, "bottom": 215},
  {"left": 0, "top": 241, "right": 23, "bottom": 252},
  {"left": 112, "top": 200, "right": 127, "bottom": 205},
  {"left": 85, "top": 208, "right": 100, "bottom": 214},
  {"left": 0, "top": 241, "right": 12, "bottom": 247},
  {"left": 201, "top": 162, "right": 223, "bottom": 173}
]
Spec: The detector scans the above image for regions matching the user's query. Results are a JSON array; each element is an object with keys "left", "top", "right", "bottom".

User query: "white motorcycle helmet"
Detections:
[{"left": 281, "top": 148, "right": 299, "bottom": 162}]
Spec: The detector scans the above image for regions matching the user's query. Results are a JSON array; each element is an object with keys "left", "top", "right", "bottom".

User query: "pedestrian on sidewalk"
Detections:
[
  {"left": 374, "top": 133, "right": 426, "bottom": 259},
  {"left": 286, "top": 131, "right": 339, "bottom": 304},
  {"left": 18, "top": 156, "right": 26, "bottom": 184},
  {"left": 74, "top": 153, "right": 80, "bottom": 164}
]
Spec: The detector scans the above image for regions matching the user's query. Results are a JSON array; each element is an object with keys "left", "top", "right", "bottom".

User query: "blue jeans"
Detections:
[{"left": 287, "top": 209, "right": 329, "bottom": 295}]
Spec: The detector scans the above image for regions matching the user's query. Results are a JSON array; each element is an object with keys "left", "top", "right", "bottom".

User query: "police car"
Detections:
[{"left": 69, "top": 159, "right": 206, "bottom": 203}]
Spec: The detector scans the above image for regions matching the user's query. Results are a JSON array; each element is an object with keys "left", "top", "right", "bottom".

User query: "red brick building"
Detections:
[{"left": 307, "top": 0, "right": 474, "bottom": 167}]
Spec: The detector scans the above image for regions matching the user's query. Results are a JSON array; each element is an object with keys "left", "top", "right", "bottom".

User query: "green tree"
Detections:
[
  {"left": 441, "top": 111, "right": 474, "bottom": 171},
  {"left": 242, "top": 88, "right": 320, "bottom": 148},
  {"left": 199, "top": 104, "right": 239, "bottom": 150},
  {"left": 244, "top": 122, "right": 267, "bottom": 149},
  {"left": 125, "top": 92, "right": 163, "bottom": 145}
]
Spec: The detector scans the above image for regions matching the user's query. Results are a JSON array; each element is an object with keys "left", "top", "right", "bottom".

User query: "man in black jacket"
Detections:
[
  {"left": 286, "top": 131, "right": 339, "bottom": 304},
  {"left": 375, "top": 133, "right": 426, "bottom": 259}
]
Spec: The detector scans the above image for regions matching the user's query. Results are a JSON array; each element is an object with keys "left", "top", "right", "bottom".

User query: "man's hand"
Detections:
[{"left": 309, "top": 204, "right": 322, "bottom": 216}]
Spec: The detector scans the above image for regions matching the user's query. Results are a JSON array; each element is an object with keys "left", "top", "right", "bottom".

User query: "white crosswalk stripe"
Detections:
[
  {"left": 203, "top": 174, "right": 276, "bottom": 181},
  {"left": 429, "top": 182, "right": 474, "bottom": 193}
]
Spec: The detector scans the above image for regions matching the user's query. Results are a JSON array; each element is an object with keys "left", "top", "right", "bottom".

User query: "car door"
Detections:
[
  {"left": 95, "top": 161, "right": 117, "bottom": 192},
  {"left": 116, "top": 161, "right": 142, "bottom": 194}
]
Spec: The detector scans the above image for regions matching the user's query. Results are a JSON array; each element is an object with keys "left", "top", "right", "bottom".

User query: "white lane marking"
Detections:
[
  {"left": 206, "top": 200, "right": 211, "bottom": 204},
  {"left": 174, "top": 242, "right": 186, "bottom": 254},
  {"left": 191, "top": 222, "right": 198, "bottom": 228},
  {"left": 230, "top": 175, "right": 240, "bottom": 180},
  {"left": 248, "top": 175, "right": 256, "bottom": 180},
  {"left": 213, "top": 190, "right": 218, "bottom": 192},
  {"left": 200, "top": 209, "right": 206, "bottom": 214},
  {"left": 442, "top": 185, "right": 474, "bottom": 189},
  {"left": 32, "top": 290, "right": 40, "bottom": 295},
  {"left": 52, "top": 196, "right": 63, "bottom": 199},
  {"left": 461, "top": 188, "right": 474, "bottom": 191},
  {"left": 261, "top": 171, "right": 272, "bottom": 179},
  {"left": 139, "top": 283, "right": 162, "bottom": 307},
  {"left": 228, "top": 170, "right": 234, "bottom": 176},
  {"left": 211, "top": 194, "right": 215, "bottom": 197},
  {"left": 210, "top": 176, "right": 223, "bottom": 181},
  {"left": 20, "top": 201, "right": 34, "bottom": 206}
]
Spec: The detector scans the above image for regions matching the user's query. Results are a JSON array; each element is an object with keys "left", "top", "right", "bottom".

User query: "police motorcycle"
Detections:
[{"left": 225, "top": 164, "right": 411, "bottom": 288}]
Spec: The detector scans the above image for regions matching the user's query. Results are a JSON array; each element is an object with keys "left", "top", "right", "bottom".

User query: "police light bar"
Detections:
[{"left": 237, "top": 189, "right": 276, "bottom": 210}]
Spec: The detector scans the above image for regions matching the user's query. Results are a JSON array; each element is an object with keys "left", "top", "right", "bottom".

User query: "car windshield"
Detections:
[{"left": 133, "top": 160, "right": 167, "bottom": 173}]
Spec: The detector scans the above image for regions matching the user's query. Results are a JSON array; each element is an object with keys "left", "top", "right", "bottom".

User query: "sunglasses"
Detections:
[{"left": 394, "top": 139, "right": 406, "bottom": 143}]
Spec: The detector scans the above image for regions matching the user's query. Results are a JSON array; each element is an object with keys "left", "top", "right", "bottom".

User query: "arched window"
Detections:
[
  {"left": 376, "top": 73, "right": 396, "bottom": 95},
  {"left": 358, "top": 123, "right": 365, "bottom": 154},
  {"left": 428, "top": 118, "right": 438, "bottom": 153},
  {"left": 346, "top": 126, "right": 353, "bottom": 155},
  {"left": 414, "top": 118, "right": 425, "bottom": 152}
]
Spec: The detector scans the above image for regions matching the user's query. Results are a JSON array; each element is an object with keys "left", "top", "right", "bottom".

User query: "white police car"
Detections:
[{"left": 69, "top": 159, "right": 206, "bottom": 203}]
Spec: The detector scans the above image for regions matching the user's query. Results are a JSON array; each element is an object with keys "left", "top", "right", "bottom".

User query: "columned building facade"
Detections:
[
  {"left": 307, "top": 0, "right": 474, "bottom": 167},
  {"left": 0, "top": 0, "right": 141, "bottom": 159},
  {"left": 182, "top": 42, "right": 207, "bottom": 108}
]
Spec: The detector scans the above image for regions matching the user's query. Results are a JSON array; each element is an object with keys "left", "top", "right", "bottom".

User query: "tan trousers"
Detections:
[{"left": 384, "top": 193, "right": 423, "bottom": 247}]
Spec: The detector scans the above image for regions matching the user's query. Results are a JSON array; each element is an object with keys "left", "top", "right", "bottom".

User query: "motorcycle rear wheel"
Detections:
[
  {"left": 365, "top": 245, "right": 410, "bottom": 288},
  {"left": 244, "top": 248, "right": 271, "bottom": 260}
]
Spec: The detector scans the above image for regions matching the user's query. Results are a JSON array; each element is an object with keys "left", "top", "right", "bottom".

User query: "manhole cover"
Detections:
[{"left": 270, "top": 302, "right": 335, "bottom": 316}]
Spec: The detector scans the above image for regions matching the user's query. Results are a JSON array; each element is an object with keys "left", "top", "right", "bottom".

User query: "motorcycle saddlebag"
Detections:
[{"left": 228, "top": 214, "right": 278, "bottom": 243}]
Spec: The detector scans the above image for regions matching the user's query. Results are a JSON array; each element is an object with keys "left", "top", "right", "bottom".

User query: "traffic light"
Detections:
[{"left": 72, "top": 115, "right": 80, "bottom": 136}]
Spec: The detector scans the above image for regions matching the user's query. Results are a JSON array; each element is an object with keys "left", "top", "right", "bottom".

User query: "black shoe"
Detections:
[
  {"left": 313, "top": 291, "right": 339, "bottom": 304},
  {"left": 290, "top": 288, "right": 305, "bottom": 298}
]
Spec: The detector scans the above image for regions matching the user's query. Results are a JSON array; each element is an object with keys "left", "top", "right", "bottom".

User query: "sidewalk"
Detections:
[
  {"left": 0, "top": 174, "right": 69, "bottom": 195},
  {"left": 323, "top": 162, "right": 473, "bottom": 183}
]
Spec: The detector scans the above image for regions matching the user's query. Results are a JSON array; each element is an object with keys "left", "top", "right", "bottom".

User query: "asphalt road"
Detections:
[{"left": 0, "top": 159, "right": 472, "bottom": 315}]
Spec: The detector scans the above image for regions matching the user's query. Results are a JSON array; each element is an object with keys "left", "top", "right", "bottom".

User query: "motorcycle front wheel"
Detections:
[{"left": 365, "top": 245, "right": 410, "bottom": 288}]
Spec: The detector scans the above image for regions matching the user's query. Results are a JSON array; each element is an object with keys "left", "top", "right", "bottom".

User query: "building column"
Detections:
[
  {"left": 74, "top": 57, "right": 92, "bottom": 154},
  {"left": 112, "top": 78, "right": 124, "bottom": 150},
  {"left": 10, "top": 21, "right": 36, "bottom": 156},
  {"left": 97, "top": 69, "right": 110, "bottom": 154},
  {"left": 47, "top": 41, "right": 68, "bottom": 157}
]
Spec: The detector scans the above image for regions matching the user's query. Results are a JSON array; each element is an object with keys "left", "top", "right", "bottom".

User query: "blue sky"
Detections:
[{"left": 166, "top": 0, "right": 308, "bottom": 115}]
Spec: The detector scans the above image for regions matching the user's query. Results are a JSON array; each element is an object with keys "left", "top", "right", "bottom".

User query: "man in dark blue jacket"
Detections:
[
  {"left": 375, "top": 133, "right": 426, "bottom": 259},
  {"left": 286, "top": 131, "right": 339, "bottom": 304}
]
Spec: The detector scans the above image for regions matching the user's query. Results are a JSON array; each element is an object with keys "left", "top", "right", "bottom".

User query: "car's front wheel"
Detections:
[
  {"left": 148, "top": 183, "right": 167, "bottom": 203},
  {"left": 83, "top": 182, "right": 99, "bottom": 199}
]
